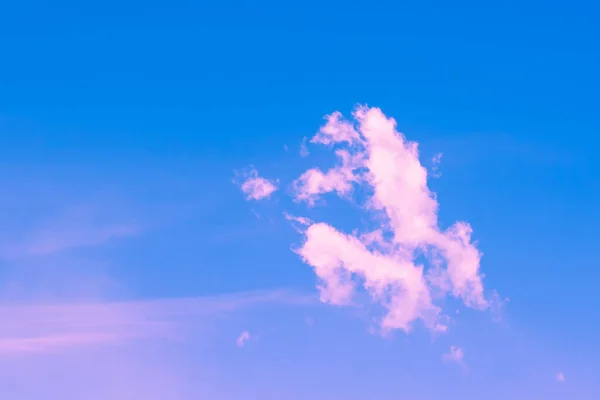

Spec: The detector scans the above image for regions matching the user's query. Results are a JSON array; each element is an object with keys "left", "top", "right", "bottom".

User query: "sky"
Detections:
[{"left": 0, "top": 0, "right": 599, "bottom": 399}]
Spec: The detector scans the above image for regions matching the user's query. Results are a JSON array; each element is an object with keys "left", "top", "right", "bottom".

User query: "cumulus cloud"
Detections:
[
  {"left": 236, "top": 331, "right": 251, "bottom": 347},
  {"left": 238, "top": 167, "right": 278, "bottom": 200},
  {"left": 288, "top": 106, "right": 490, "bottom": 333}
]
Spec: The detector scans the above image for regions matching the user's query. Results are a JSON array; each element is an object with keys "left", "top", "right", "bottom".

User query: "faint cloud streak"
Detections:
[
  {"left": 0, "top": 289, "right": 314, "bottom": 356},
  {"left": 0, "top": 204, "right": 139, "bottom": 259}
]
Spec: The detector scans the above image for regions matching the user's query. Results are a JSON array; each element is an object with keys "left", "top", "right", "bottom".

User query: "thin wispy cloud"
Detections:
[
  {"left": 0, "top": 333, "right": 129, "bottom": 355},
  {"left": 237, "top": 167, "right": 278, "bottom": 200},
  {"left": 430, "top": 152, "right": 443, "bottom": 177},
  {"left": 283, "top": 212, "right": 313, "bottom": 234},
  {"left": 0, "top": 204, "right": 139, "bottom": 259},
  {"left": 0, "top": 289, "right": 313, "bottom": 356},
  {"left": 299, "top": 137, "right": 309, "bottom": 157},
  {"left": 556, "top": 372, "right": 565, "bottom": 382}
]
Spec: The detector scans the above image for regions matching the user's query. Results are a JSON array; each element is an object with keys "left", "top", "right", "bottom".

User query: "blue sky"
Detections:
[{"left": 1, "top": 0, "right": 599, "bottom": 399}]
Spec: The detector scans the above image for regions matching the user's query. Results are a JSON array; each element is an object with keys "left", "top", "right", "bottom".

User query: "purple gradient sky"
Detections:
[{"left": 1, "top": 0, "right": 599, "bottom": 398}]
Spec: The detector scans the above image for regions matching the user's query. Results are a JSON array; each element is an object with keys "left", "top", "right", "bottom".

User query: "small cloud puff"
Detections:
[
  {"left": 556, "top": 372, "right": 565, "bottom": 382},
  {"left": 237, "top": 167, "right": 278, "bottom": 200},
  {"left": 236, "top": 331, "right": 251, "bottom": 347}
]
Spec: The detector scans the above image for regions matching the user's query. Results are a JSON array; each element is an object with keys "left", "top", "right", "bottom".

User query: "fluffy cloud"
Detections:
[
  {"left": 289, "top": 106, "right": 490, "bottom": 333},
  {"left": 238, "top": 167, "right": 277, "bottom": 200}
]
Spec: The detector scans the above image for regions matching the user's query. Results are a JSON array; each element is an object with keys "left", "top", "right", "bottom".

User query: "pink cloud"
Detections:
[
  {"left": 311, "top": 111, "right": 362, "bottom": 146},
  {"left": 238, "top": 167, "right": 278, "bottom": 200},
  {"left": 236, "top": 331, "right": 251, "bottom": 347},
  {"left": 299, "top": 137, "right": 309, "bottom": 157},
  {"left": 556, "top": 372, "right": 565, "bottom": 382},
  {"left": 290, "top": 106, "right": 491, "bottom": 333},
  {"left": 26, "top": 224, "right": 138, "bottom": 257},
  {"left": 292, "top": 149, "right": 362, "bottom": 205},
  {"left": 0, "top": 333, "right": 130, "bottom": 355}
]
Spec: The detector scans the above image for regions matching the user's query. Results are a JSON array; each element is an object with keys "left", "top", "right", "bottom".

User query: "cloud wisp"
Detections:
[
  {"left": 243, "top": 106, "right": 495, "bottom": 334},
  {"left": 430, "top": 152, "right": 443, "bottom": 178},
  {"left": 0, "top": 289, "right": 312, "bottom": 356},
  {"left": 442, "top": 345, "right": 465, "bottom": 366},
  {"left": 0, "top": 204, "right": 139, "bottom": 259},
  {"left": 236, "top": 331, "right": 251, "bottom": 347}
]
